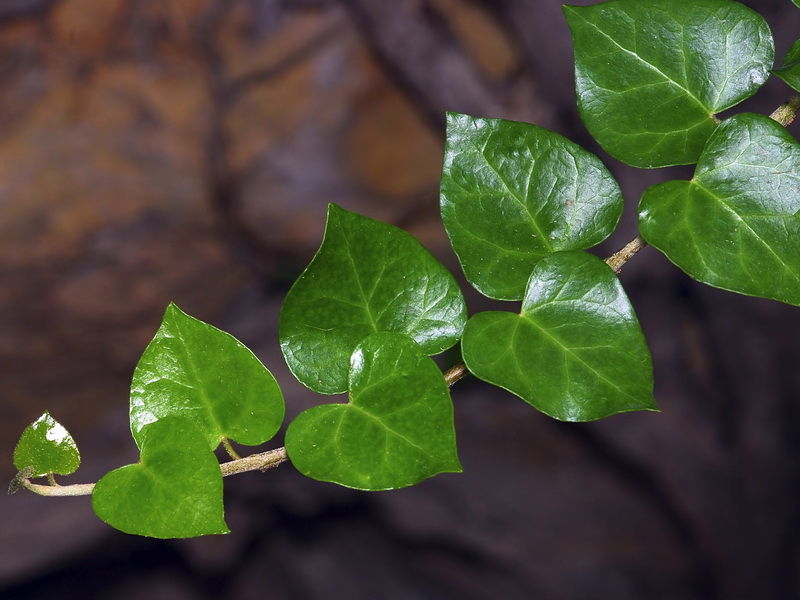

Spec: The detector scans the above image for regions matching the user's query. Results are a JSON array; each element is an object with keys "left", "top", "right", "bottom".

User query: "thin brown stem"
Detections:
[
  {"left": 20, "top": 479, "right": 95, "bottom": 497},
  {"left": 219, "top": 447, "right": 289, "bottom": 476},
  {"left": 444, "top": 362, "right": 469, "bottom": 387},
  {"left": 769, "top": 92, "right": 800, "bottom": 127},
  {"left": 11, "top": 446, "right": 291, "bottom": 497},
  {"left": 605, "top": 235, "right": 648, "bottom": 273}
]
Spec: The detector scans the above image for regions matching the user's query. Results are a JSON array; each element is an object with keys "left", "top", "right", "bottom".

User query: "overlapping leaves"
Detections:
[
  {"left": 285, "top": 332, "right": 461, "bottom": 491},
  {"left": 639, "top": 113, "right": 800, "bottom": 306},
  {"left": 92, "top": 418, "right": 229, "bottom": 538},
  {"left": 440, "top": 113, "right": 623, "bottom": 300},
  {"left": 280, "top": 204, "right": 467, "bottom": 394},
  {"left": 462, "top": 252, "right": 657, "bottom": 422},
  {"left": 130, "top": 303, "right": 285, "bottom": 451},
  {"left": 564, "top": 0, "right": 774, "bottom": 168}
]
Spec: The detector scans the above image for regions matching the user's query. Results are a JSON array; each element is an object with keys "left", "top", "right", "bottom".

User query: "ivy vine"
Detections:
[{"left": 10, "top": 0, "right": 800, "bottom": 539}]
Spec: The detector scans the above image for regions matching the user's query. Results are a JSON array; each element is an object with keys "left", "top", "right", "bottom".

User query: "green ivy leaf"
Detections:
[
  {"left": 280, "top": 204, "right": 467, "bottom": 395},
  {"left": 773, "top": 38, "right": 800, "bottom": 92},
  {"left": 13, "top": 412, "right": 80, "bottom": 477},
  {"left": 92, "top": 417, "right": 229, "bottom": 539},
  {"left": 440, "top": 112, "right": 623, "bottom": 300},
  {"left": 564, "top": 0, "right": 774, "bottom": 168},
  {"left": 285, "top": 332, "right": 461, "bottom": 490},
  {"left": 639, "top": 113, "right": 800, "bottom": 306},
  {"left": 130, "top": 303, "right": 284, "bottom": 451},
  {"left": 462, "top": 251, "right": 656, "bottom": 422}
]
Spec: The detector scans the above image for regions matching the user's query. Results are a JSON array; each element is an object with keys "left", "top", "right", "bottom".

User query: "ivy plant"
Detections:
[{"left": 10, "top": 0, "right": 800, "bottom": 539}]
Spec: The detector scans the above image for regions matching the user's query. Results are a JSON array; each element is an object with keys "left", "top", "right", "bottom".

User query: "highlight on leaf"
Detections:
[
  {"left": 279, "top": 204, "right": 467, "bottom": 395},
  {"left": 13, "top": 411, "right": 81, "bottom": 478},
  {"left": 130, "top": 303, "right": 285, "bottom": 452},
  {"left": 285, "top": 332, "right": 462, "bottom": 491},
  {"left": 564, "top": 0, "right": 774, "bottom": 167},
  {"left": 639, "top": 113, "right": 800, "bottom": 306},
  {"left": 440, "top": 112, "right": 623, "bottom": 300},
  {"left": 462, "top": 251, "right": 657, "bottom": 422}
]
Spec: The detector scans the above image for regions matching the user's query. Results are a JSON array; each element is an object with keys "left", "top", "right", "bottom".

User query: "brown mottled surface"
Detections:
[{"left": 2, "top": 1, "right": 800, "bottom": 599}]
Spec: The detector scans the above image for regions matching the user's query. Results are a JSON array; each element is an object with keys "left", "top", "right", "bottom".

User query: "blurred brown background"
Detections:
[{"left": 1, "top": 1, "right": 799, "bottom": 599}]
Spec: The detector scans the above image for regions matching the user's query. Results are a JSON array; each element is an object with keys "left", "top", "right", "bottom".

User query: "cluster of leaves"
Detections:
[{"left": 11, "top": 0, "right": 800, "bottom": 539}]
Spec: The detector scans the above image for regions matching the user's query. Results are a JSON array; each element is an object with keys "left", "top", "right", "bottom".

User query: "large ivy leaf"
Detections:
[
  {"left": 564, "top": 0, "right": 774, "bottom": 168},
  {"left": 130, "top": 303, "right": 285, "bottom": 451},
  {"left": 280, "top": 204, "right": 467, "bottom": 395},
  {"left": 92, "top": 417, "right": 229, "bottom": 539},
  {"left": 440, "top": 112, "right": 623, "bottom": 300},
  {"left": 285, "top": 332, "right": 461, "bottom": 490},
  {"left": 13, "top": 412, "right": 80, "bottom": 477},
  {"left": 773, "top": 38, "right": 800, "bottom": 92},
  {"left": 462, "top": 251, "right": 656, "bottom": 422},
  {"left": 639, "top": 113, "right": 800, "bottom": 306}
]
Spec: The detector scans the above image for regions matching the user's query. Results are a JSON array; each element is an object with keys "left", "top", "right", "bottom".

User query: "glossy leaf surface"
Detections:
[
  {"left": 92, "top": 417, "right": 229, "bottom": 539},
  {"left": 13, "top": 412, "right": 80, "bottom": 477},
  {"left": 773, "top": 38, "right": 800, "bottom": 92},
  {"left": 280, "top": 204, "right": 467, "bottom": 394},
  {"left": 639, "top": 113, "right": 800, "bottom": 306},
  {"left": 564, "top": 0, "right": 774, "bottom": 168},
  {"left": 440, "top": 112, "right": 623, "bottom": 300},
  {"left": 130, "top": 303, "right": 284, "bottom": 451},
  {"left": 285, "top": 332, "right": 461, "bottom": 490},
  {"left": 462, "top": 252, "right": 656, "bottom": 422}
]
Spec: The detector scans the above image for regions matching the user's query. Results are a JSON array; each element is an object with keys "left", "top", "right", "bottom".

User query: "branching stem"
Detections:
[{"left": 14, "top": 93, "right": 799, "bottom": 500}]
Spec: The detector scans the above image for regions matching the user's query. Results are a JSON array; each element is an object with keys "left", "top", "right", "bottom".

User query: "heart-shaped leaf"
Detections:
[
  {"left": 92, "top": 417, "right": 229, "bottom": 539},
  {"left": 130, "top": 303, "right": 285, "bottom": 451},
  {"left": 564, "top": 0, "right": 774, "bottom": 168},
  {"left": 280, "top": 204, "right": 467, "bottom": 395},
  {"left": 13, "top": 412, "right": 80, "bottom": 477},
  {"left": 440, "top": 112, "right": 623, "bottom": 300},
  {"left": 773, "top": 38, "right": 800, "bottom": 92},
  {"left": 285, "top": 332, "right": 462, "bottom": 490},
  {"left": 639, "top": 113, "right": 800, "bottom": 306},
  {"left": 462, "top": 251, "right": 657, "bottom": 422}
]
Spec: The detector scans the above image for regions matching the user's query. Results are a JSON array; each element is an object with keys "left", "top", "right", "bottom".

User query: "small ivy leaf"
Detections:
[
  {"left": 772, "top": 38, "right": 800, "bottom": 92},
  {"left": 564, "top": 0, "right": 774, "bottom": 168},
  {"left": 130, "top": 303, "right": 285, "bottom": 452},
  {"left": 639, "top": 113, "right": 800, "bottom": 306},
  {"left": 285, "top": 332, "right": 462, "bottom": 491},
  {"left": 462, "top": 251, "right": 657, "bottom": 422},
  {"left": 13, "top": 411, "right": 80, "bottom": 477},
  {"left": 279, "top": 204, "right": 467, "bottom": 395},
  {"left": 440, "top": 112, "right": 623, "bottom": 301},
  {"left": 92, "top": 417, "right": 229, "bottom": 539}
]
